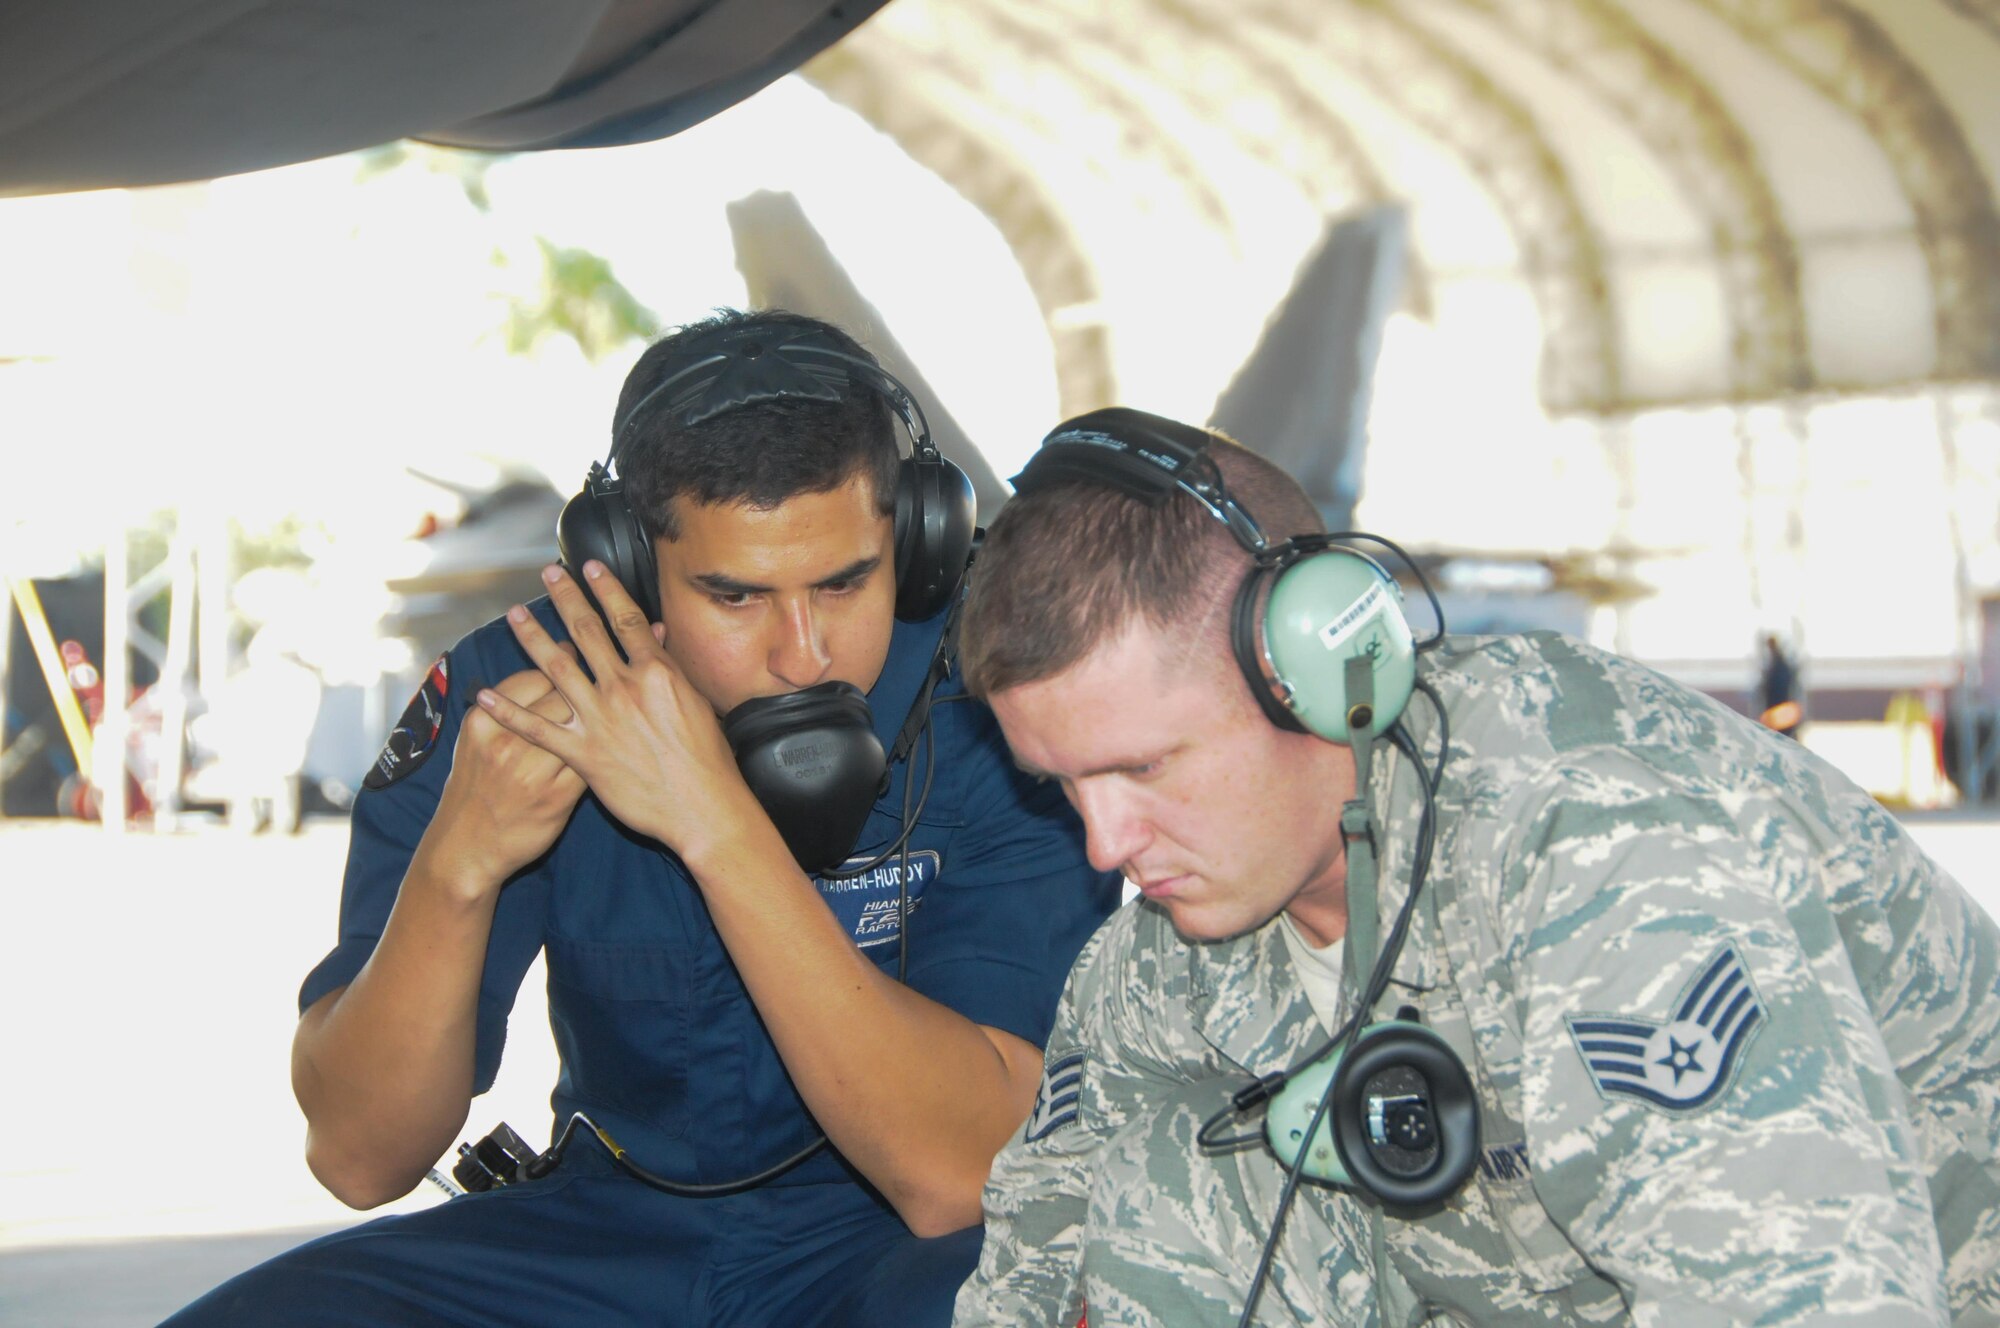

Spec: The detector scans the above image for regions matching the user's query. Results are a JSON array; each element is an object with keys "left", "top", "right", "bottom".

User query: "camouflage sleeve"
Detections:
[
  {"left": 954, "top": 905, "right": 1189, "bottom": 1328},
  {"left": 1490, "top": 745, "right": 1952, "bottom": 1325},
  {"left": 1818, "top": 803, "right": 2000, "bottom": 1321}
]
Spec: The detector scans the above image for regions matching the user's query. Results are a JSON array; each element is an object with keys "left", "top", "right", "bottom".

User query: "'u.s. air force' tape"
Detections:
[
  {"left": 1566, "top": 942, "right": 1765, "bottom": 1113},
  {"left": 1025, "top": 1050, "right": 1085, "bottom": 1142}
]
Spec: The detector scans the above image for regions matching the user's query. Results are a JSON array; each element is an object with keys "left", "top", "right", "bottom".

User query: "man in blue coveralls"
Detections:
[{"left": 163, "top": 309, "right": 1121, "bottom": 1326}]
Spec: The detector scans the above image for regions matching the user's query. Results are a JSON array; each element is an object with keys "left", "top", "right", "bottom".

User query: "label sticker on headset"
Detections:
[
  {"left": 1318, "top": 580, "right": 1393, "bottom": 653},
  {"left": 814, "top": 850, "right": 940, "bottom": 949},
  {"left": 363, "top": 656, "right": 450, "bottom": 791}
]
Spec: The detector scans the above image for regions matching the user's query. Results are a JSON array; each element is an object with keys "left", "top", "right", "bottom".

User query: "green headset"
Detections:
[{"left": 1012, "top": 406, "right": 1428, "bottom": 743}]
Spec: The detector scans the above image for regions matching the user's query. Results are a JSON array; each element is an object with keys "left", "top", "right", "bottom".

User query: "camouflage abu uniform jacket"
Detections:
[{"left": 954, "top": 632, "right": 2000, "bottom": 1327}]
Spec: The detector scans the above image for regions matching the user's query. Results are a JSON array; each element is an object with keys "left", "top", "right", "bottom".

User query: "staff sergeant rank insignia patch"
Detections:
[
  {"left": 1025, "top": 1050, "right": 1085, "bottom": 1142},
  {"left": 1566, "top": 943, "right": 1765, "bottom": 1113}
]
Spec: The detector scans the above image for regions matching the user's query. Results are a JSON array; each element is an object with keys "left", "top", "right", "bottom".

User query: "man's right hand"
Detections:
[{"left": 433, "top": 665, "right": 587, "bottom": 887}]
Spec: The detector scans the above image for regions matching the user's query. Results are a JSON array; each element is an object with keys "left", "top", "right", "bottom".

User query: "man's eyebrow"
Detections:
[
  {"left": 690, "top": 556, "right": 883, "bottom": 597},
  {"left": 815, "top": 556, "right": 882, "bottom": 588},
  {"left": 1014, "top": 745, "right": 1179, "bottom": 782},
  {"left": 692, "top": 571, "right": 769, "bottom": 596}
]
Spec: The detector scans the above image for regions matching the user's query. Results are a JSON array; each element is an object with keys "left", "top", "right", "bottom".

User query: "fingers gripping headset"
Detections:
[
  {"left": 1015, "top": 409, "right": 1480, "bottom": 1323},
  {"left": 451, "top": 323, "right": 979, "bottom": 1201}
]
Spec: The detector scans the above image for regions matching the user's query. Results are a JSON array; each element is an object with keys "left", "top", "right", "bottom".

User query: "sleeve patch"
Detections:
[
  {"left": 362, "top": 656, "right": 450, "bottom": 791},
  {"left": 1025, "top": 1049, "right": 1086, "bottom": 1142},
  {"left": 1566, "top": 943, "right": 1765, "bottom": 1114}
]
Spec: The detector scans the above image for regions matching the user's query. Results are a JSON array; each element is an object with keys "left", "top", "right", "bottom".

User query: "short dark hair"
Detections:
[
  {"left": 614, "top": 309, "right": 902, "bottom": 540},
  {"left": 961, "top": 427, "right": 1324, "bottom": 699}
]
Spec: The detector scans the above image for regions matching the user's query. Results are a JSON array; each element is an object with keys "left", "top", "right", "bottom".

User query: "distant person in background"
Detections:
[
  {"left": 160, "top": 309, "right": 1119, "bottom": 1328},
  {"left": 1759, "top": 632, "right": 1803, "bottom": 738}
]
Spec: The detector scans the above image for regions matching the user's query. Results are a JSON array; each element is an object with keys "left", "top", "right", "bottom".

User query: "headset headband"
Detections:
[
  {"left": 1015, "top": 407, "right": 1275, "bottom": 559},
  {"left": 1015, "top": 408, "right": 1441, "bottom": 646},
  {"left": 607, "top": 324, "right": 935, "bottom": 473}
]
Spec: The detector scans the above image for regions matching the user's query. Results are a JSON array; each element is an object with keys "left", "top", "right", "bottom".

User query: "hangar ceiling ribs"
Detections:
[
  {"left": 992, "top": 0, "right": 1446, "bottom": 320},
  {"left": 826, "top": 0, "right": 1996, "bottom": 415},
  {"left": 1260, "top": 0, "right": 1622, "bottom": 411},
  {"left": 6, "top": 1, "right": 1995, "bottom": 415},
  {"left": 1145, "top": 0, "right": 1395, "bottom": 211},
  {"left": 1436, "top": 0, "right": 1811, "bottom": 399},
  {"left": 1139, "top": 0, "right": 1436, "bottom": 315},
  {"left": 1691, "top": 0, "right": 2000, "bottom": 380},
  {"left": 929, "top": 4, "right": 1237, "bottom": 241},
  {"left": 1939, "top": 0, "right": 2000, "bottom": 44}
]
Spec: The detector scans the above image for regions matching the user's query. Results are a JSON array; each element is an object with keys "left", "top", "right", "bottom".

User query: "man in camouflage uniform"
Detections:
[{"left": 949, "top": 408, "right": 2000, "bottom": 1327}]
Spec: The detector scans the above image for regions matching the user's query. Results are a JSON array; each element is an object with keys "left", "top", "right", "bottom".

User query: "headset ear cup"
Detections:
[
  {"left": 893, "top": 460, "right": 916, "bottom": 586},
  {"left": 609, "top": 499, "right": 661, "bottom": 624},
  {"left": 894, "top": 454, "right": 976, "bottom": 621},
  {"left": 1232, "top": 563, "right": 1309, "bottom": 733},
  {"left": 557, "top": 479, "right": 660, "bottom": 623},
  {"left": 1327, "top": 1022, "right": 1480, "bottom": 1210},
  {"left": 1261, "top": 551, "right": 1415, "bottom": 743},
  {"left": 557, "top": 488, "right": 612, "bottom": 583}
]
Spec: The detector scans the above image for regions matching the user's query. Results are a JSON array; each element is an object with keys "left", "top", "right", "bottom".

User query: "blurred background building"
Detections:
[{"left": 3, "top": 1, "right": 1997, "bottom": 808}]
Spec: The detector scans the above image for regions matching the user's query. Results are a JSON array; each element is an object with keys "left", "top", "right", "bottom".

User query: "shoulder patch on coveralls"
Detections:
[{"left": 363, "top": 656, "right": 449, "bottom": 791}]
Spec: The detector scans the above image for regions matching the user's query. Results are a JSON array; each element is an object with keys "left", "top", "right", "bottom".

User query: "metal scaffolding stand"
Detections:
[{"left": 0, "top": 508, "right": 233, "bottom": 832}]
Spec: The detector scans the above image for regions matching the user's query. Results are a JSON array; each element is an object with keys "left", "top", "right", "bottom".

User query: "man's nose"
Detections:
[
  {"left": 1071, "top": 780, "right": 1149, "bottom": 876},
  {"left": 769, "top": 598, "right": 832, "bottom": 689}
]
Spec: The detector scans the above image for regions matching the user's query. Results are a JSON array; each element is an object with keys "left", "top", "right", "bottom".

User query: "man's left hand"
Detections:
[{"left": 476, "top": 561, "right": 764, "bottom": 860}]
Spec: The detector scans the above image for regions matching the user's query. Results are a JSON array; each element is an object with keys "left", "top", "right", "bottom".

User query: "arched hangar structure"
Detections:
[
  {"left": 2, "top": 0, "right": 1997, "bottom": 719},
  {"left": 802, "top": 0, "right": 2000, "bottom": 714},
  {"left": 811, "top": 0, "right": 1999, "bottom": 416}
]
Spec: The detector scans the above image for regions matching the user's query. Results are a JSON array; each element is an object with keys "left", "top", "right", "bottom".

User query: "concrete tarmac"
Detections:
[
  {"left": 0, "top": 819, "right": 558, "bottom": 1326},
  {"left": 0, "top": 813, "right": 1993, "bottom": 1326}
]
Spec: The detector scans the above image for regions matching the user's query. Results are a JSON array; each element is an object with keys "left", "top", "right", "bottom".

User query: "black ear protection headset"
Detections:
[
  {"left": 556, "top": 320, "right": 977, "bottom": 626},
  {"left": 1015, "top": 408, "right": 1479, "bottom": 1327}
]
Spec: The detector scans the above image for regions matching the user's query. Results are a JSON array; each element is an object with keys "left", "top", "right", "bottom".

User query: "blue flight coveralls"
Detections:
[{"left": 164, "top": 599, "right": 1121, "bottom": 1327}]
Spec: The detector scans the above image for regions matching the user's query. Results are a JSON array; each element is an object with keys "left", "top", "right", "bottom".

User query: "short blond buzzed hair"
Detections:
[{"left": 961, "top": 425, "right": 1324, "bottom": 700}]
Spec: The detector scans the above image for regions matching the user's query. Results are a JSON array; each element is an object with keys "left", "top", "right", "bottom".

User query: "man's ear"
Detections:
[{"left": 652, "top": 622, "right": 666, "bottom": 646}]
